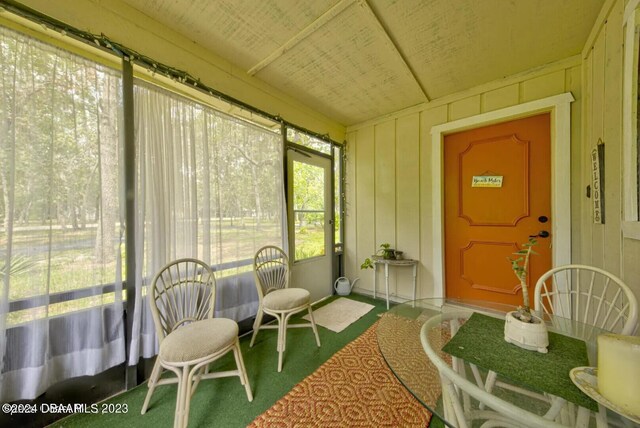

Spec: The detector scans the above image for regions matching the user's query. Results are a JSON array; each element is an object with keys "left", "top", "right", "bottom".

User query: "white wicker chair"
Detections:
[
  {"left": 420, "top": 314, "right": 567, "bottom": 428},
  {"left": 453, "top": 266, "right": 638, "bottom": 427},
  {"left": 534, "top": 264, "right": 638, "bottom": 335},
  {"left": 534, "top": 264, "right": 639, "bottom": 426},
  {"left": 249, "top": 246, "right": 321, "bottom": 372},
  {"left": 141, "top": 258, "right": 253, "bottom": 428}
]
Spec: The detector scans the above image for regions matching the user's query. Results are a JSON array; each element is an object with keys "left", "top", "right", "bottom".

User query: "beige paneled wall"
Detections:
[
  {"left": 345, "top": 60, "right": 583, "bottom": 301},
  {"left": 581, "top": 0, "right": 640, "bottom": 305},
  {"left": 374, "top": 121, "right": 397, "bottom": 246},
  {"left": 395, "top": 114, "right": 421, "bottom": 275}
]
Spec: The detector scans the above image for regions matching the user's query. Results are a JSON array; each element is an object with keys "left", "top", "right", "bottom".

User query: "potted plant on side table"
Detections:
[
  {"left": 360, "top": 243, "right": 396, "bottom": 269},
  {"left": 503, "top": 237, "right": 549, "bottom": 353}
]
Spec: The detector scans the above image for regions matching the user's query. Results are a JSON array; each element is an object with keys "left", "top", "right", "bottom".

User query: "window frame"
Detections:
[{"left": 623, "top": 1, "right": 640, "bottom": 240}]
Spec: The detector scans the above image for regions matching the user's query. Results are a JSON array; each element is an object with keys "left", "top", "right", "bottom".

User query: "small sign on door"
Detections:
[{"left": 472, "top": 175, "right": 503, "bottom": 188}]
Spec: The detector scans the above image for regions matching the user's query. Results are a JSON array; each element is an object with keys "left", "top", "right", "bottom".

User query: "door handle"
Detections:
[{"left": 529, "top": 230, "right": 550, "bottom": 238}]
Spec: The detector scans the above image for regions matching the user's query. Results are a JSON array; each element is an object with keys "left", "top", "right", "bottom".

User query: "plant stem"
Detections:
[{"left": 521, "top": 245, "right": 533, "bottom": 310}]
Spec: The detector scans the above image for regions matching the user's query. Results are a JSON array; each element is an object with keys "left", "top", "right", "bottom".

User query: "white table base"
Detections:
[{"left": 372, "top": 259, "right": 418, "bottom": 309}]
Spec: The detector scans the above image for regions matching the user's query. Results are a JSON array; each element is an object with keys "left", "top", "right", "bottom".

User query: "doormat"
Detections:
[
  {"left": 248, "top": 321, "right": 433, "bottom": 427},
  {"left": 303, "top": 297, "right": 375, "bottom": 333}
]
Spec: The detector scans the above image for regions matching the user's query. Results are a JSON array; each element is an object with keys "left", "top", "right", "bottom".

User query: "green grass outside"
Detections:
[
  {"left": 4, "top": 215, "right": 329, "bottom": 325},
  {"left": 3, "top": 217, "right": 284, "bottom": 325},
  {"left": 293, "top": 222, "right": 324, "bottom": 261}
]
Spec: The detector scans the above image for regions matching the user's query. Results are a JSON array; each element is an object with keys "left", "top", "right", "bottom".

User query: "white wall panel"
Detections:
[
  {"left": 374, "top": 121, "right": 397, "bottom": 295},
  {"left": 579, "top": 0, "right": 639, "bottom": 310},
  {"left": 395, "top": 114, "right": 420, "bottom": 298},
  {"left": 568, "top": 65, "right": 584, "bottom": 264},
  {"left": 601, "top": 3, "right": 623, "bottom": 274},
  {"left": 449, "top": 95, "right": 481, "bottom": 121},
  {"left": 482, "top": 84, "right": 520, "bottom": 112},
  {"left": 354, "top": 126, "right": 376, "bottom": 293},
  {"left": 590, "top": 32, "right": 606, "bottom": 268},
  {"left": 522, "top": 70, "right": 566, "bottom": 102},
  {"left": 419, "top": 106, "right": 448, "bottom": 298}
]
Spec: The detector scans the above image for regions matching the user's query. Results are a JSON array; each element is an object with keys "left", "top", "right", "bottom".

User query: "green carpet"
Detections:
[{"left": 51, "top": 294, "right": 391, "bottom": 428}]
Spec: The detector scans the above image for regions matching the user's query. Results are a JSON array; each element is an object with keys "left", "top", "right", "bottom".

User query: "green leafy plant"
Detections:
[
  {"left": 507, "top": 237, "right": 538, "bottom": 322},
  {"left": 361, "top": 243, "right": 394, "bottom": 269},
  {"left": 0, "top": 255, "right": 35, "bottom": 280}
]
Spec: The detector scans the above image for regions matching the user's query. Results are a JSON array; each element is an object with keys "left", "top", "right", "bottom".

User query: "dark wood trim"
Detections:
[{"left": 122, "top": 58, "right": 137, "bottom": 390}]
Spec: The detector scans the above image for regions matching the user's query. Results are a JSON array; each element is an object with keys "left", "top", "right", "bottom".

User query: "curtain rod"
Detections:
[{"left": 0, "top": 0, "right": 343, "bottom": 147}]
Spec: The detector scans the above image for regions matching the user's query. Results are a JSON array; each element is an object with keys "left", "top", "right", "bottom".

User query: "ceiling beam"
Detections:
[
  {"left": 247, "top": 0, "right": 354, "bottom": 76},
  {"left": 358, "top": 0, "right": 430, "bottom": 102}
]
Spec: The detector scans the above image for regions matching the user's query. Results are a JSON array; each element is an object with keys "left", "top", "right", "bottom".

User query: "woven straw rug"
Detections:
[{"left": 248, "top": 320, "right": 439, "bottom": 427}]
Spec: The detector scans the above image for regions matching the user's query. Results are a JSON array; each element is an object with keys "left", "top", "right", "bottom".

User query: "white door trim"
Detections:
[{"left": 430, "top": 92, "right": 575, "bottom": 298}]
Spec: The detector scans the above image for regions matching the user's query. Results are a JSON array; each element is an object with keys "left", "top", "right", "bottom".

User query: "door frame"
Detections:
[
  {"left": 285, "top": 142, "right": 335, "bottom": 302},
  {"left": 430, "top": 92, "right": 575, "bottom": 298}
]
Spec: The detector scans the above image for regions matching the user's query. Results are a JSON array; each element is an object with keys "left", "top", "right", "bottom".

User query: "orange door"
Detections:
[{"left": 444, "top": 113, "right": 552, "bottom": 306}]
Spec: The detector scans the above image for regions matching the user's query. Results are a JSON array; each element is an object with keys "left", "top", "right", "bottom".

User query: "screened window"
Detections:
[
  {"left": 0, "top": 26, "right": 124, "bottom": 325},
  {"left": 0, "top": 25, "right": 125, "bottom": 402},
  {"left": 291, "top": 160, "right": 325, "bottom": 261},
  {"left": 287, "top": 128, "right": 331, "bottom": 154},
  {"left": 134, "top": 81, "right": 284, "bottom": 272},
  {"left": 129, "top": 81, "right": 285, "bottom": 362}
]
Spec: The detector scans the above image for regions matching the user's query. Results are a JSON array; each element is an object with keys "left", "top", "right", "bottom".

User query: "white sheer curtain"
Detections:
[
  {"left": 0, "top": 27, "right": 125, "bottom": 401},
  {"left": 129, "top": 81, "right": 285, "bottom": 364}
]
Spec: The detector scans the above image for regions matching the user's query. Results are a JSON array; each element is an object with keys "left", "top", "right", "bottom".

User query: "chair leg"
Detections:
[
  {"left": 190, "top": 365, "right": 207, "bottom": 398},
  {"left": 479, "top": 367, "right": 497, "bottom": 410},
  {"left": 250, "top": 308, "right": 264, "bottom": 348},
  {"left": 141, "top": 358, "right": 163, "bottom": 414},
  {"left": 182, "top": 364, "right": 200, "bottom": 428},
  {"left": 575, "top": 406, "right": 590, "bottom": 428},
  {"left": 307, "top": 306, "right": 321, "bottom": 347},
  {"left": 441, "top": 375, "right": 457, "bottom": 427},
  {"left": 446, "top": 381, "right": 470, "bottom": 428},
  {"left": 277, "top": 313, "right": 285, "bottom": 372},
  {"left": 164, "top": 365, "right": 185, "bottom": 428},
  {"left": 595, "top": 404, "right": 608, "bottom": 428},
  {"left": 233, "top": 340, "right": 253, "bottom": 402},
  {"left": 282, "top": 312, "right": 292, "bottom": 352}
]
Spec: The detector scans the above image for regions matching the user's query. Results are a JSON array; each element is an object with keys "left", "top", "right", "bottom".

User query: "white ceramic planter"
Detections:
[{"left": 504, "top": 311, "right": 549, "bottom": 353}]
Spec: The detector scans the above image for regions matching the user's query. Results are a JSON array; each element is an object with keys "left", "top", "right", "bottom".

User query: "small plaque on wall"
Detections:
[
  {"left": 472, "top": 176, "right": 503, "bottom": 188},
  {"left": 591, "top": 142, "right": 605, "bottom": 224}
]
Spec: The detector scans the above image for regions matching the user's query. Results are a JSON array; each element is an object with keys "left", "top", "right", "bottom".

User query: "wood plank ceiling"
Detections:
[{"left": 121, "top": 0, "right": 604, "bottom": 125}]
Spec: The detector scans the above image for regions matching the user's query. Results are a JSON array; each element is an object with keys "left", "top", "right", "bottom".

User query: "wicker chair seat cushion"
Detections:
[
  {"left": 263, "top": 288, "right": 310, "bottom": 311},
  {"left": 159, "top": 318, "right": 238, "bottom": 364}
]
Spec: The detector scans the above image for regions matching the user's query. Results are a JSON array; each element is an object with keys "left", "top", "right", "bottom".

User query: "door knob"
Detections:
[{"left": 529, "top": 230, "right": 550, "bottom": 238}]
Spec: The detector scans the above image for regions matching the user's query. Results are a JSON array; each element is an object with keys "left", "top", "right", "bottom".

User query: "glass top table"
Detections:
[{"left": 377, "top": 298, "right": 638, "bottom": 428}]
